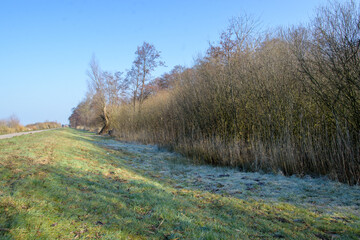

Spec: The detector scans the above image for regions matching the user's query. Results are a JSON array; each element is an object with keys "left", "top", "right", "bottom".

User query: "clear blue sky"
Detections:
[{"left": 0, "top": 0, "right": 329, "bottom": 125}]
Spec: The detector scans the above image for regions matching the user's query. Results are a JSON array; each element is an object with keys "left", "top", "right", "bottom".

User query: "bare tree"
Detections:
[
  {"left": 207, "top": 14, "right": 260, "bottom": 64},
  {"left": 126, "top": 64, "right": 141, "bottom": 111},
  {"left": 68, "top": 96, "right": 93, "bottom": 128},
  {"left": 153, "top": 65, "right": 185, "bottom": 90},
  {"left": 87, "top": 56, "right": 125, "bottom": 134},
  {"left": 87, "top": 57, "right": 108, "bottom": 134},
  {"left": 7, "top": 114, "right": 21, "bottom": 128},
  {"left": 290, "top": 0, "right": 360, "bottom": 130},
  {"left": 103, "top": 71, "right": 126, "bottom": 106},
  {"left": 133, "top": 42, "right": 165, "bottom": 108}
]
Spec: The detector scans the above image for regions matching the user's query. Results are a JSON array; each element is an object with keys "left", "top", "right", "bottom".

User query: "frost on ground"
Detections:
[{"left": 95, "top": 137, "right": 360, "bottom": 217}]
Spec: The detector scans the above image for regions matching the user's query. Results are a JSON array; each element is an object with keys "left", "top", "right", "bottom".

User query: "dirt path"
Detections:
[
  {"left": 93, "top": 137, "right": 360, "bottom": 217},
  {"left": 0, "top": 129, "right": 57, "bottom": 140}
]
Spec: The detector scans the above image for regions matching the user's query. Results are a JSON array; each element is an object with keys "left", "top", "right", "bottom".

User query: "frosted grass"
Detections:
[{"left": 96, "top": 138, "right": 360, "bottom": 216}]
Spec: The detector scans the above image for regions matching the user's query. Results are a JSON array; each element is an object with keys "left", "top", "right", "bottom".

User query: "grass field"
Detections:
[{"left": 0, "top": 129, "right": 359, "bottom": 239}]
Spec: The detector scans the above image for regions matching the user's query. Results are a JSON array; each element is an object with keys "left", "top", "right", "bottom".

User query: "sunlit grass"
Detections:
[{"left": 0, "top": 129, "right": 359, "bottom": 239}]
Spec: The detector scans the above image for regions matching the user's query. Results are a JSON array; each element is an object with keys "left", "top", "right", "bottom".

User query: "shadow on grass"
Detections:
[{"left": 2, "top": 164, "right": 257, "bottom": 239}]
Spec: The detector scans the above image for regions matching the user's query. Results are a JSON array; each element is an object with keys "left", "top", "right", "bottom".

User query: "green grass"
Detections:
[{"left": 0, "top": 129, "right": 359, "bottom": 239}]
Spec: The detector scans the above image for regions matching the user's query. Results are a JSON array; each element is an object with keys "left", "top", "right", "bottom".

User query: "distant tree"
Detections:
[
  {"left": 87, "top": 56, "right": 125, "bottom": 134},
  {"left": 7, "top": 114, "right": 21, "bottom": 128},
  {"left": 133, "top": 42, "right": 165, "bottom": 108},
  {"left": 125, "top": 64, "right": 142, "bottom": 111},
  {"left": 207, "top": 14, "right": 259, "bottom": 64},
  {"left": 68, "top": 95, "right": 93, "bottom": 128},
  {"left": 103, "top": 70, "right": 126, "bottom": 106},
  {"left": 154, "top": 65, "right": 185, "bottom": 90}
]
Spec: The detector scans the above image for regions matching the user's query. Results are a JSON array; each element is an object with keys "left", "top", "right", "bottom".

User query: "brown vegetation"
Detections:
[
  {"left": 0, "top": 115, "right": 61, "bottom": 134},
  {"left": 25, "top": 121, "right": 61, "bottom": 131},
  {"left": 0, "top": 115, "right": 25, "bottom": 134},
  {"left": 69, "top": 1, "right": 360, "bottom": 185}
]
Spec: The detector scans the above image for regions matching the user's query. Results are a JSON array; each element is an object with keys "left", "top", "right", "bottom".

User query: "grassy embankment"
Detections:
[{"left": 0, "top": 128, "right": 359, "bottom": 239}]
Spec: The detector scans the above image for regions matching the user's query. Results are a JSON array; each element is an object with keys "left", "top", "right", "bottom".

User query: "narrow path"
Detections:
[
  {"left": 94, "top": 137, "right": 360, "bottom": 217},
  {"left": 0, "top": 129, "right": 57, "bottom": 140}
]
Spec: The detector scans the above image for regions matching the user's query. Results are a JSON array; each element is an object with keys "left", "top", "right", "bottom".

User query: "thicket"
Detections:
[
  {"left": 70, "top": 1, "right": 360, "bottom": 185},
  {"left": 0, "top": 115, "right": 61, "bottom": 135},
  {"left": 0, "top": 115, "right": 25, "bottom": 134},
  {"left": 25, "top": 121, "right": 61, "bottom": 131}
]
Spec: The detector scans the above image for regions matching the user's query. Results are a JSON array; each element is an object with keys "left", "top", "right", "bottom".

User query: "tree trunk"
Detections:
[
  {"left": 98, "top": 123, "right": 109, "bottom": 135},
  {"left": 98, "top": 105, "right": 109, "bottom": 135},
  {"left": 139, "top": 59, "right": 147, "bottom": 111}
]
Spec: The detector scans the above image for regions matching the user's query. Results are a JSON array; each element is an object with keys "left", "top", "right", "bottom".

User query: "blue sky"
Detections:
[{"left": 0, "top": 0, "right": 329, "bottom": 125}]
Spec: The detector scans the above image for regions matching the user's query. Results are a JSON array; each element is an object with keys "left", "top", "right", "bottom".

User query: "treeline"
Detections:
[
  {"left": 69, "top": 1, "right": 360, "bottom": 185},
  {"left": 0, "top": 115, "right": 61, "bottom": 134}
]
